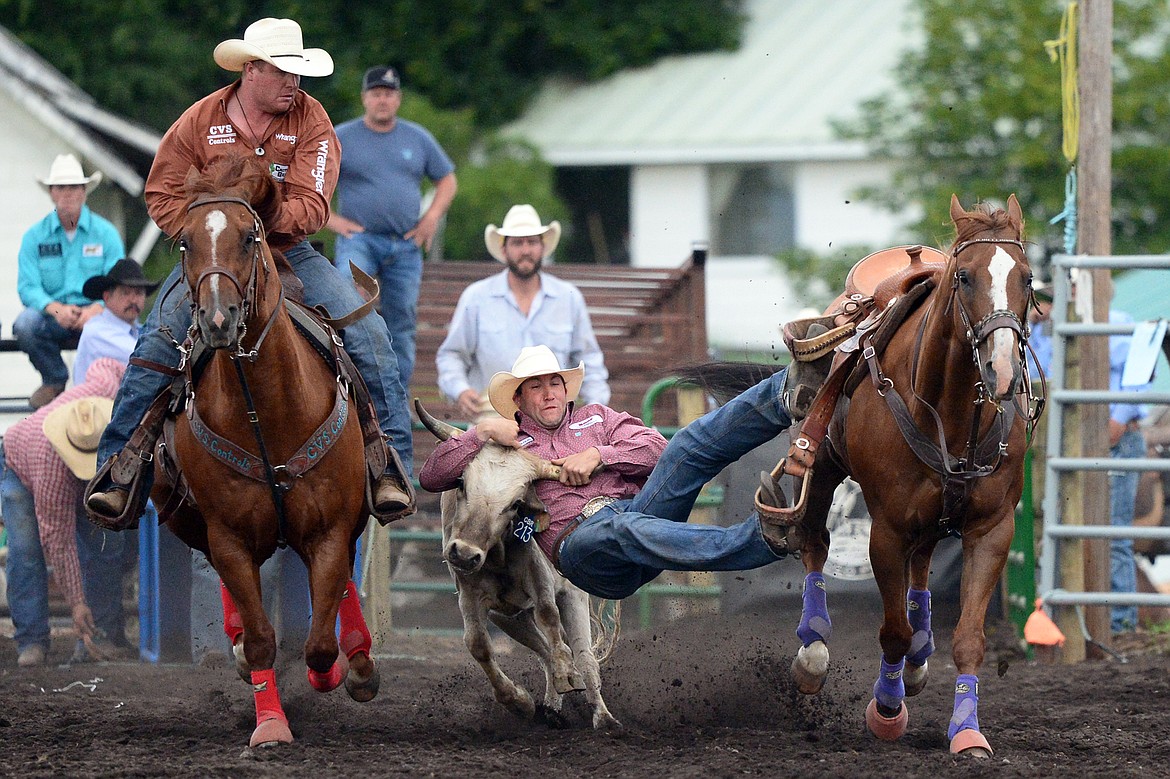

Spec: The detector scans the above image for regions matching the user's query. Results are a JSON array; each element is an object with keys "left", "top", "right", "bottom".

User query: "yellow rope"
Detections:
[{"left": 1044, "top": 1, "right": 1079, "bottom": 163}]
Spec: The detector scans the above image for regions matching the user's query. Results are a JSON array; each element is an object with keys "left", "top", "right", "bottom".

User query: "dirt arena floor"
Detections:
[{"left": 2, "top": 593, "right": 1169, "bottom": 779}]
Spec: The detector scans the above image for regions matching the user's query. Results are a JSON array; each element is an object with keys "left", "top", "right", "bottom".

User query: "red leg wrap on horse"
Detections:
[
  {"left": 306, "top": 654, "right": 347, "bottom": 692},
  {"left": 338, "top": 580, "right": 372, "bottom": 658},
  {"left": 220, "top": 580, "right": 244, "bottom": 644},
  {"left": 250, "top": 668, "right": 286, "bottom": 726}
]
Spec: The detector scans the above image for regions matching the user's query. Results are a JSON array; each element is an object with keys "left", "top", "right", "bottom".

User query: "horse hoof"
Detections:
[
  {"left": 307, "top": 652, "right": 349, "bottom": 693},
  {"left": 249, "top": 716, "right": 293, "bottom": 748},
  {"left": 904, "top": 660, "right": 929, "bottom": 697},
  {"left": 233, "top": 640, "right": 250, "bottom": 684},
  {"left": 950, "top": 728, "right": 993, "bottom": 757},
  {"left": 345, "top": 662, "right": 381, "bottom": 703},
  {"left": 791, "top": 641, "right": 829, "bottom": 695},
  {"left": 865, "top": 698, "right": 908, "bottom": 741}
]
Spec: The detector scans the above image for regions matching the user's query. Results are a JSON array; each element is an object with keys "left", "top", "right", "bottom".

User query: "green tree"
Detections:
[{"left": 836, "top": 0, "right": 1170, "bottom": 257}]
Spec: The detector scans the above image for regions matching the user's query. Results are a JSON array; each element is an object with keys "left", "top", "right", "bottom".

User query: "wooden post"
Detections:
[{"left": 1073, "top": 0, "right": 1114, "bottom": 655}]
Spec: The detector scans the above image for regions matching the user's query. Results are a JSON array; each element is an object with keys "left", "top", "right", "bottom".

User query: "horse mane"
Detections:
[
  {"left": 183, "top": 156, "right": 282, "bottom": 231},
  {"left": 949, "top": 201, "right": 1024, "bottom": 249}
]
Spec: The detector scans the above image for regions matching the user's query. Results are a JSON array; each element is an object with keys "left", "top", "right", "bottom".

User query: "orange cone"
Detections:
[{"left": 1024, "top": 599, "right": 1066, "bottom": 647}]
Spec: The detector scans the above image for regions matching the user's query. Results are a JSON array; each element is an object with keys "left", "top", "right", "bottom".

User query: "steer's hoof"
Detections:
[
  {"left": 554, "top": 672, "right": 587, "bottom": 694},
  {"left": 249, "top": 716, "right": 293, "bottom": 748},
  {"left": 865, "top": 698, "right": 908, "bottom": 741},
  {"left": 950, "top": 728, "right": 993, "bottom": 758}
]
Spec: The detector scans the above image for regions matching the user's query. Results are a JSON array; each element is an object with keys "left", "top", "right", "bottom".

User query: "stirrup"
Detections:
[{"left": 84, "top": 457, "right": 150, "bottom": 532}]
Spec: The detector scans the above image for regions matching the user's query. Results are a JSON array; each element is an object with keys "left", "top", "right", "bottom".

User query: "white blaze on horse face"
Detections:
[
  {"left": 986, "top": 248, "right": 1019, "bottom": 396},
  {"left": 203, "top": 209, "right": 228, "bottom": 297}
]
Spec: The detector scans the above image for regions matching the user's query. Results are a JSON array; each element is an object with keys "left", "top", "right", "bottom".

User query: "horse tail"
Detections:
[
  {"left": 672, "top": 361, "right": 783, "bottom": 405},
  {"left": 590, "top": 599, "right": 621, "bottom": 665}
]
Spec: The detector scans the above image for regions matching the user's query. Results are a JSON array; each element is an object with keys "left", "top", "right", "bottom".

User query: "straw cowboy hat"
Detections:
[
  {"left": 487, "top": 345, "right": 584, "bottom": 419},
  {"left": 82, "top": 258, "right": 161, "bottom": 300},
  {"left": 38, "top": 154, "right": 102, "bottom": 193},
  {"left": 213, "top": 18, "right": 334, "bottom": 77},
  {"left": 484, "top": 205, "right": 561, "bottom": 263},
  {"left": 43, "top": 397, "right": 115, "bottom": 480}
]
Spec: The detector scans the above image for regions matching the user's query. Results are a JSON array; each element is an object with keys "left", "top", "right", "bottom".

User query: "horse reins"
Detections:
[{"left": 180, "top": 196, "right": 296, "bottom": 548}]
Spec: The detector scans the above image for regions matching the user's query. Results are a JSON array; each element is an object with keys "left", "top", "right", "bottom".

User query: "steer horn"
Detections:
[
  {"left": 414, "top": 398, "right": 463, "bottom": 441},
  {"left": 534, "top": 457, "right": 563, "bottom": 481}
]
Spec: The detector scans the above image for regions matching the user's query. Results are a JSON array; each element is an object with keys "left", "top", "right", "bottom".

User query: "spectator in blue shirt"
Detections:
[
  {"left": 73, "top": 258, "right": 159, "bottom": 384},
  {"left": 436, "top": 204, "right": 610, "bottom": 419},
  {"left": 327, "top": 66, "right": 457, "bottom": 390},
  {"left": 15, "top": 155, "right": 123, "bottom": 408}
]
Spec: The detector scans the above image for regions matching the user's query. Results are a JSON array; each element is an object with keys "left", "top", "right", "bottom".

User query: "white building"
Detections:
[{"left": 504, "top": 0, "right": 924, "bottom": 351}]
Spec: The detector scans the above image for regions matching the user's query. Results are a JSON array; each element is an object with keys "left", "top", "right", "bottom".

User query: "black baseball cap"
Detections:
[{"left": 362, "top": 66, "right": 401, "bottom": 91}]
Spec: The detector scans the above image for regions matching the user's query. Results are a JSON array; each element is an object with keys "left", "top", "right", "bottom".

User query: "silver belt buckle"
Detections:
[{"left": 579, "top": 496, "right": 616, "bottom": 519}]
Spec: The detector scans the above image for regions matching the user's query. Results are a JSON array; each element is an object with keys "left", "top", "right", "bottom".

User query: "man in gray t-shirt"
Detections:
[{"left": 328, "top": 65, "right": 457, "bottom": 388}]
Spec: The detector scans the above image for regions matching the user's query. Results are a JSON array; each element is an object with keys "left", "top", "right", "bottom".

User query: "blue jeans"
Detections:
[
  {"left": 334, "top": 232, "right": 423, "bottom": 389},
  {"left": 1, "top": 442, "right": 50, "bottom": 652},
  {"left": 98, "top": 239, "right": 414, "bottom": 491},
  {"left": 76, "top": 502, "right": 146, "bottom": 646},
  {"left": 1, "top": 441, "right": 141, "bottom": 650},
  {"left": 13, "top": 307, "right": 79, "bottom": 386},
  {"left": 557, "top": 369, "right": 792, "bottom": 599},
  {"left": 1110, "top": 428, "right": 1145, "bottom": 633}
]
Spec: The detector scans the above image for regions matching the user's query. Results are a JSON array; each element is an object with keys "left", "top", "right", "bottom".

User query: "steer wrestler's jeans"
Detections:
[
  {"left": 96, "top": 240, "right": 414, "bottom": 494},
  {"left": 557, "top": 369, "right": 793, "bottom": 600},
  {"left": 334, "top": 232, "right": 423, "bottom": 389}
]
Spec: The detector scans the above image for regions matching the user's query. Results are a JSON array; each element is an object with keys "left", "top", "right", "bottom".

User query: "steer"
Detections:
[{"left": 416, "top": 400, "right": 620, "bottom": 730}]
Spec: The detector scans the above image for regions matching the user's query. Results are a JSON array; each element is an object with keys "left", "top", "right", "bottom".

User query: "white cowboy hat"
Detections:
[
  {"left": 213, "top": 18, "right": 334, "bottom": 78},
  {"left": 43, "top": 397, "right": 114, "bottom": 480},
  {"left": 487, "top": 345, "right": 584, "bottom": 419},
  {"left": 484, "top": 204, "right": 562, "bottom": 263},
  {"left": 38, "top": 154, "right": 102, "bottom": 193}
]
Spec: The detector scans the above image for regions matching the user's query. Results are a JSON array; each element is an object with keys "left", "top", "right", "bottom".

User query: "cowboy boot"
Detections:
[
  {"left": 782, "top": 323, "right": 834, "bottom": 420},
  {"left": 756, "top": 471, "right": 795, "bottom": 557},
  {"left": 372, "top": 446, "right": 416, "bottom": 524}
]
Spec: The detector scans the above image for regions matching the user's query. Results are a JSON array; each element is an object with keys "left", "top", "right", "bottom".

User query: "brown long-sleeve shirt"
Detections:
[{"left": 144, "top": 82, "right": 340, "bottom": 251}]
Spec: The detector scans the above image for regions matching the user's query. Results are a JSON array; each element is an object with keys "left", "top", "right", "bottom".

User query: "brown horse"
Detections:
[
  {"left": 153, "top": 156, "right": 378, "bottom": 747},
  {"left": 785, "top": 195, "right": 1037, "bottom": 756}
]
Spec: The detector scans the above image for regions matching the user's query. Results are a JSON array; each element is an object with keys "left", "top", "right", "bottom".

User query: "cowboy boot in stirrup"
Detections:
[
  {"left": 372, "top": 446, "right": 417, "bottom": 524},
  {"left": 782, "top": 323, "right": 835, "bottom": 420}
]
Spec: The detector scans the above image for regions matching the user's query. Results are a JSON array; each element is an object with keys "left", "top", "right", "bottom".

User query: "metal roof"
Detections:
[
  {"left": 0, "top": 26, "right": 160, "bottom": 195},
  {"left": 504, "top": 0, "right": 920, "bottom": 166}
]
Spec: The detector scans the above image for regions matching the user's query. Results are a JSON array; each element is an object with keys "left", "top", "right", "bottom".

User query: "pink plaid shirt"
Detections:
[
  {"left": 419, "top": 402, "right": 667, "bottom": 561},
  {"left": 5, "top": 358, "right": 125, "bottom": 608}
]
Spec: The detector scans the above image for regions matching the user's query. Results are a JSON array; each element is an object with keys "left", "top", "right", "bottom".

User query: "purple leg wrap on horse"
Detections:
[
  {"left": 797, "top": 572, "right": 831, "bottom": 646},
  {"left": 948, "top": 674, "right": 981, "bottom": 740},
  {"left": 906, "top": 587, "right": 934, "bottom": 666},
  {"left": 873, "top": 655, "right": 906, "bottom": 710}
]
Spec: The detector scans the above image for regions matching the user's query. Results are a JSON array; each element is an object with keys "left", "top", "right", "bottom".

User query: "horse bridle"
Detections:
[
  {"left": 180, "top": 195, "right": 295, "bottom": 546},
  {"left": 888, "top": 236, "right": 1042, "bottom": 534},
  {"left": 181, "top": 196, "right": 283, "bottom": 361}
]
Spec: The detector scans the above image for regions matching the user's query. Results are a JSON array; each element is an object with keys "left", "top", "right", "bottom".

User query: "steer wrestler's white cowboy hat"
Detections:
[
  {"left": 38, "top": 154, "right": 102, "bottom": 193},
  {"left": 214, "top": 18, "right": 334, "bottom": 77},
  {"left": 487, "top": 345, "right": 584, "bottom": 419},
  {"left": 43, "top": 397, "right": 115, "bottom": 480},
  {"left": 484, "top": 204, "right": 561, "bottom": 263}
]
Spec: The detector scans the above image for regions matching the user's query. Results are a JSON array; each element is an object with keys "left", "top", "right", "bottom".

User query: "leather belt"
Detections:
[{"left": 550, "top": 496, "right": 617, "bottom": 575}]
